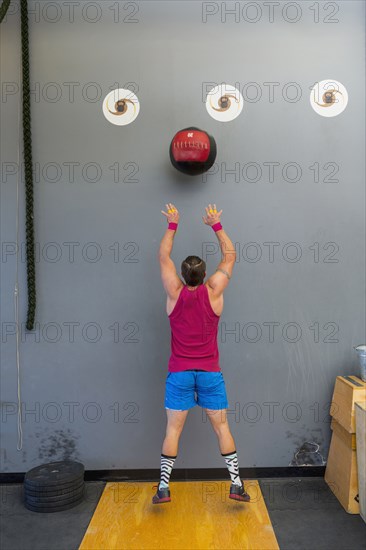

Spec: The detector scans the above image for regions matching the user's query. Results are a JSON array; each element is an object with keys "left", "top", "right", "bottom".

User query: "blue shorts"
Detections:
[{"left": 165, "top": 370, "right": 229, "bottom": 411}]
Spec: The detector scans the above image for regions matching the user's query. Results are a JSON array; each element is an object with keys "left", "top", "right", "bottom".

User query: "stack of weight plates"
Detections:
[{"left": 24, "top": 460, "right": 85, "bottom": 513}]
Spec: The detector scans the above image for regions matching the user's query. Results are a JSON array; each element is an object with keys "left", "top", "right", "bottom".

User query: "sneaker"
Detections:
[
  {"left": 229, "top": 480, "right": 251, "bottom": 502},
  {"left": 152, "top": 484, "right": 171, "bottom": 504}
]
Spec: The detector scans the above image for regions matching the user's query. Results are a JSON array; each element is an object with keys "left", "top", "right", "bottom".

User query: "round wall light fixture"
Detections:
[
  {"left": 310, "top": 79, "right": 348, "bottom": 117},
  {"left": 206, "top": 83, "right": 244, "bottom": 122},
  {"left": 102, "top": 88, "right": 140, "bottom": 125}
]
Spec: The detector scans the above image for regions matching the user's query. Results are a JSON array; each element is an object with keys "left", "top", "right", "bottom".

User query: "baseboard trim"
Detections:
[{"left": 0, "top": 466, "right": 325, "bottom": 484}]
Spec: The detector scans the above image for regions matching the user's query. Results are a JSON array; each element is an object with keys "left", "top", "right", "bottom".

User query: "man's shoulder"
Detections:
[
  {"left": 169, "top": 281, "right": 185, "bottom": 300},
  {"left": 204, "top": 281, "right": 213, "bottom": 292},
  {"left": 204, "top": 281, "right": 222, "bottom": 296}
]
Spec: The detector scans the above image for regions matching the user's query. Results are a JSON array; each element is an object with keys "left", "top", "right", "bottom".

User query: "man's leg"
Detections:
[
  {"left": 158, "top": 408, "right": 189, "bottom": 489},
  {"left": 162, "top": 408, "right": 189, "bottom": 455},
  {"left": 205, "top": 408, "right": 242, "bottom": 487},
  {"left": 205, "top": 408, "right": 235, "bottom": 453}
]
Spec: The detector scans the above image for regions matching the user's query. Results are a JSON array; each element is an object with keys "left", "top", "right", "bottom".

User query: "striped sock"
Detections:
[
  {"left": 158, "top": 453, "right": 177, "bottom": 489},
  {"left": 222, "top": 450, "right": 242, "bottom": 487}
]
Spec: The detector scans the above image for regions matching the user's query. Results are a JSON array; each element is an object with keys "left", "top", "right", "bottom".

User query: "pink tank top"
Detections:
[{"left": 168, "top": 284, "right": 221, "bottom": 372}]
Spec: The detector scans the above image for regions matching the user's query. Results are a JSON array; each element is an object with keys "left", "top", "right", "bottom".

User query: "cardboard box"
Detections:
[
  {"left": 355, "top": 402, "right": 366, "bottom": 523},
  {"left": 330, "top": 418, "right": 356, "bottom": 450},
  {"left": 330, "top": 376, "right": 366, "bottom": 433},
  {"left": 325, "top": 418, "right": 360, "bottom": 514}
]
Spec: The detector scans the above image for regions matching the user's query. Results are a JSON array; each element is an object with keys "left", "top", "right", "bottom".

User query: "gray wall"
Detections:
[{"left": 1, "top": 1, "right": 365, "bottom": 472}]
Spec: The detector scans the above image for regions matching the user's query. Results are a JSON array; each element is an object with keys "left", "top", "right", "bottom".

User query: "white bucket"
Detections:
[{"left": 355, "top": 345, "right": 366, "bottom": 382}]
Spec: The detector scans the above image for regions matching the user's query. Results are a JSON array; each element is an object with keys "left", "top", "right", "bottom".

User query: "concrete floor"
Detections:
[
  {"left": 1, "top": 478, "right": 365, "bottom": 550},
  {"left": 258, "top": 478, "right": 366, "bottom": 550}
]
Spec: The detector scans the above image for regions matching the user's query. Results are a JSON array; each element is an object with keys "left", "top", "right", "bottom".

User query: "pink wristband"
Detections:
[
  {"left": 168, "top": 222, "right": 178, "bottom": 231},
  {"left": 212, "top": 222, "right": 223, "bottom": 232}
]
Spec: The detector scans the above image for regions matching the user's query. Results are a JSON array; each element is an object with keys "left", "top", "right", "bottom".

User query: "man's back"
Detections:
[
  {"left": 168, "top": 284, "right": 221, "bottom": 373},
  {"left": 167, "top": 282, "right": 223, "bottom": 316}
]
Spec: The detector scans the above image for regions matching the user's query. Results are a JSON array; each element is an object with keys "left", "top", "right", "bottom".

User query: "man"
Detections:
[{"left": 152, "top": 203, "right": 250, "bottom": 504}]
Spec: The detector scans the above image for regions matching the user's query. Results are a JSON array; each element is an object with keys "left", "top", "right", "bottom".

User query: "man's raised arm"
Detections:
[
  {"left": 204, "top": 204, "right": 236, "bottom": 296},
  {"left": 158, "top": 203, "right": 183, "bottom": 297}
]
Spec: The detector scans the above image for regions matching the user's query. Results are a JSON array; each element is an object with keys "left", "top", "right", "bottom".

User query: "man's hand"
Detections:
[
  {"left": 202, "top": 203, "right": 223, "bottom": 226},
  {"left": 161, "top": 203, "right": 180, "bottom": 224}
]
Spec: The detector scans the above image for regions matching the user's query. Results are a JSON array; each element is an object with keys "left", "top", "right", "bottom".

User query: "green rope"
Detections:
[
  {"left": 0, "top": 0, "right": 11, "bottom": 24},
  {"left": 20, "top": 0, "right": 36, "bottom": 330}
]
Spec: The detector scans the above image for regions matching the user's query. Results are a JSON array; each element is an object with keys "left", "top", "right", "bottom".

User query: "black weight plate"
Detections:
[
  {"left": 25, "top": 482, "right": 85, "bottom": 499},
  {"left": 24, "top": 495, "right": 84, "bottom": 513},
  {"left": 24, "top": 476, "right": 84, "bottom": 492},
  {"left": 25, "top": 491, "right": 84, "bottom": 507},
  {"left": 24, "top": 461, "right": 84, "bottom": 487},
  {"left": 25, "top": 479, "right": 85, "bottom": 497},
  {"left": 24, "top": 474, "right": 84, "bottom": 488},
  {"left": 25, "top": 486, "right": 85, "bottom": 504},
  {"left": 24, "top": 490, "right": 83, "bottom": 506}
]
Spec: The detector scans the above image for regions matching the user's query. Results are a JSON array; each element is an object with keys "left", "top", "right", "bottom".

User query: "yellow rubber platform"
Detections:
[{"left": 79, "top": 480, "right": 279, "bottom": 550}]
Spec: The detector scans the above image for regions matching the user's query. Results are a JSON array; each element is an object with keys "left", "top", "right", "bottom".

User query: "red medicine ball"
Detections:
[{"left": 169, "top": 127, "right": 217, "bottom": 176}]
